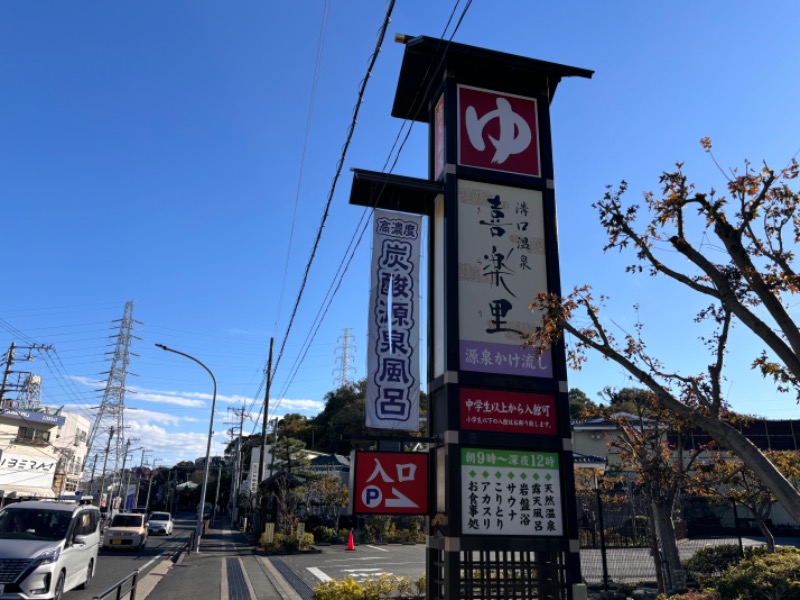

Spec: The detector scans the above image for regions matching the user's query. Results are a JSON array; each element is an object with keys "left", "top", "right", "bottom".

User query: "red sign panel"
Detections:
[
  {"left": 352, "top": 451, "right": 428, "bottom": 515},
  {"left": 460, "top": 387, "right": 557, "bottom": 435},
  {"left": 434, "top": 94, "right": 445, "bottom": 180},
  {"left": 458, "top": 85, "right": 540, "bottom": 177}
]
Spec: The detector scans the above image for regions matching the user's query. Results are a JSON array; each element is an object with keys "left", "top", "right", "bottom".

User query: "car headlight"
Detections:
[{"left": 33, "top": 548, "right": 61, "bottom": 566}]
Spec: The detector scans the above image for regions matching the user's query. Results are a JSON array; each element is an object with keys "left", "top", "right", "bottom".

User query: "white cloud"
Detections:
[{"left": 270, "top": 398, "right": 325, "bottom": 415}]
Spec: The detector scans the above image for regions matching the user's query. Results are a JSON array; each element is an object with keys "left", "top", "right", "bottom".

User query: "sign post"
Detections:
[{"left": 350, "top": 35, "right": 592, "bottom": 599}]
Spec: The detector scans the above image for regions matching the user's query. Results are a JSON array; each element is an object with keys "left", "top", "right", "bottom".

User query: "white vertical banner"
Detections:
[{"left": 366, "top": 209, "right": 421, "bottom": 430}]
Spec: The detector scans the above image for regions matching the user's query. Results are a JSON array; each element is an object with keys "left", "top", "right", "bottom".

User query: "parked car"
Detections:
[
  {"left": 147, "top": 512, "right": 173, "bottom": 536},
  {"left": 102, "top": 513, "right": 147, "bottom": 550},
  {"left": 0, "top": 499, "right": 101, "bottom": 599}
]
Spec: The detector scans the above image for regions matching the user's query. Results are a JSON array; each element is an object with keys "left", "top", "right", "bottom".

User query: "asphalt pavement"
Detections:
[{"left": 134, "top": 517, "right": 302, "bottom": 600}]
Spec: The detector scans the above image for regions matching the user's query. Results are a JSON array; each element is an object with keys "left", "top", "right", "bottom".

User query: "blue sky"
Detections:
[{"left": 2, "top": 1, "right": 799, "bottom": 467}]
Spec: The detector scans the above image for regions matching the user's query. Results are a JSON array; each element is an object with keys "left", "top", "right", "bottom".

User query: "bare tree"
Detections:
[{"left": 528, "top": 140, "right": 800, "bottom": 523}]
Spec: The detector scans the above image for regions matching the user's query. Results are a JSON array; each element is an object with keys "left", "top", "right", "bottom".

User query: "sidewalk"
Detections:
[{"left": 139, "top": 517, "right": 304, "bottom": 600}]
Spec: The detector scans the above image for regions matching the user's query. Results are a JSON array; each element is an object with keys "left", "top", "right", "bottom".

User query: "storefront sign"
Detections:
[
  {"left": 461, "top": 448, "right": 562, "bottom": 536},
  {"left": 458, "top": 85, "right": 540, "bottom": 177},
  {"left": 457, "top": 179, "right": 552, "bottom": 377},
  {"left": 352, "top": 451, "right": 427, "bottom": 515},
  {"left": 366, "top": 210, "right": 422, "bottom": 430},
  {"left": 460, "top": 387, "right": 557, "bottom": 435},
  {"left": 0, "top": 452, "right": 57, "bottom": 488}
]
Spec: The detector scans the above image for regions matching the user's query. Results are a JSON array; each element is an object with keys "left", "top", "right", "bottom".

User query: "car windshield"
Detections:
[
  {"left": 150, "top": 513, "right": 170, "bottom": 521},
  {"left": 0, "top": 507, "right": 73, "bottom": 541},
  {"left": 111, "top": 515, "right": 143, "bottom": 528}
]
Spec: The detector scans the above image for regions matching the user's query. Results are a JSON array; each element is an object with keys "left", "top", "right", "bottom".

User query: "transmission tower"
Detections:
[
  {"left": 84, "top": 301, "right": 140, "bottom": 489},
  {"left": 333, "top": 328, "right": 356, "bottom": 388}
]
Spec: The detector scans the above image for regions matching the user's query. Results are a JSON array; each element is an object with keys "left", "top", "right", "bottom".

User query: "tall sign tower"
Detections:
[{"left": 350, "top": 35, "right": 592, "bottom": 599}]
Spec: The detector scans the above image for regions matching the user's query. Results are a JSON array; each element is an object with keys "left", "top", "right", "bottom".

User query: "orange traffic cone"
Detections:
[{"left": 346, "top": 529, "right": 355, "bottom": 551}]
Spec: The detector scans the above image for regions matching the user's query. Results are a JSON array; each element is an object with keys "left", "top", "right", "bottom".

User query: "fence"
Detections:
[{"left": 576, "top": 490, "right": 800, "bottom": 589}]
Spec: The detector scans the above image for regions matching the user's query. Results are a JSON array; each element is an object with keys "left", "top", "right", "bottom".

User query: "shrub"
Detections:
[
  {"left": 313, "top": 577, "right": 364, "bottom": 600},
  {"left": 312, "top": 575, "right": 424, "bottom": 600},
  {"left": 716, "top": 546, "right": 800, "bottom": 600},
  {"left": 299, "top": 532, "right": 315, "bottom": 550},
  {"left": 657, "top": 593, "right": 720, "bottom": 600},
  {"left": 261, "top": 530, "right": 314, "bottom": 552},
  {"left": 619, "top": 515, "right": 650, "bottom": 539},
  {"left": 683, "top": 544, "right": 743, "bottom": 585},
  {"left": 362, "top": 574, "right": 396, "bottom": 600},
  {"left": 313, "top": 526, "right": 336, "bottom": 543}
]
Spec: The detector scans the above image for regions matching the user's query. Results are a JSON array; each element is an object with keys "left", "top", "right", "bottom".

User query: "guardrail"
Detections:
[{"left": 92, "top": 569, "right": 139, "bottom": 600}]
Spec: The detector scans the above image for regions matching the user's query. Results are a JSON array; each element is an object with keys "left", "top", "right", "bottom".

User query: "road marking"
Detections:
[
  {"left": 221, "top": 554, "right": 229, "bottom": 600},
  {"left": 307, "top": 567, "right": 332, "bottom": 582},
  {"left": 240, "top": 557, "right": 258, "bottom": 599},
  {"left": 258, "top": 557, "right": 304, "bottom": 600},
  {"left": 139, "top": 553, "right": 166, "bottom": 573},
  {"left": 135, "top": 558, "right": 174, "bottom": 600},
  {"left": 366, "top": 545, "right": 390, "bottom": 552}
]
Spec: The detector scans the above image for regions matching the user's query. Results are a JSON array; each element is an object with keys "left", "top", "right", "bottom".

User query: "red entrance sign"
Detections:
[
  {"left": 460, "top": 387, "right": 557, "bottom": 435},
  {"left": 352, "top": 451, "right": 428, "bottom": 515},
  {"left": 458, "top": 85, "right": 540, "bottom": 177}
]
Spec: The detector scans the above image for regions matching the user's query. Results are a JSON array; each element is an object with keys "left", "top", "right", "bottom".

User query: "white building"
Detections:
[
  {"left": 0, "top": 407, "right": 65, "bottom": 504},
  {"left": 50, "top": 411, "right": 90, "bottom": 495}
]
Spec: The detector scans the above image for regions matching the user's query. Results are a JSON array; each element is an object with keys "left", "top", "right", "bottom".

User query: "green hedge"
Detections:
[{"left": 716, "top": 546, "right": 800, "bottom": 599}]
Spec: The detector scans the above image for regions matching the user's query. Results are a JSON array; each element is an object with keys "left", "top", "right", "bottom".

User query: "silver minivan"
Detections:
[{"left": 0, "top": 500, "right": 100, "bottom": 600}]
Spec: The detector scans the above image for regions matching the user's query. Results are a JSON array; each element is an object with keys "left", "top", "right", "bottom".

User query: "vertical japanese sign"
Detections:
[
  {"left": 367, "top": 209, "right": 422, "bottom": 430},
  {"left": 352, "top": 451, "right": 428, "bottom": 515},
  {"left": 249, "top": 447, "right": 260, "bottom": 494},
  {"left": 461, "top": 448, "right": 562, "bottom": 536},
  {"left": 458, "top": 179, "right": 552, "bottom": 377}
]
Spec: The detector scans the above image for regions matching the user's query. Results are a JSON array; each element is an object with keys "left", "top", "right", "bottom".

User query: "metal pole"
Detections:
[
  {"left": 115, "top": 439, "right": 131, "bottom": 512},
  {"left": 213, "top": 463, "right": 222, "bottom": 524},
  {"left": 98, "top": 427, "right": 115, "bottom": 513},
  {"left": 88, "top": 453, "right": 99, "bottom": 497},
  {"left": 732, "top": 499, "right": 744, "bottom": 557},
  {"left": 595, "top": 477, "right": 610, "bottom": 592},
  {"left": 156, "top": 343, "right": 217, "bottom": 553}
]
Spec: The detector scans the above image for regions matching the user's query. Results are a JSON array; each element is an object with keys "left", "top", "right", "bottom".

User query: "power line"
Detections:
[{"left": 271, "top": 0, "right": 473, "bottom": 409}]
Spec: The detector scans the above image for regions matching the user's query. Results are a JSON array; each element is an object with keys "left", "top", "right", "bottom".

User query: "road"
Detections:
[
  {"left": 275, "top": 543, "right": 425, "bottom": 592},
  {"left": 66, "top": 512, "right": 195, "bottom": 600}
]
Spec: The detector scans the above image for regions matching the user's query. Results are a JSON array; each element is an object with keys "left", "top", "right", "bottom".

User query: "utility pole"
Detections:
[
  {"left": 127, "top": 447, "right": 148, "bottom": 509},
  {"left": 227, "top": 405, "right": 249, "bottom": 526},
  {"left": 114, "top": 439, "right": 132, "bottom": 512},
  {"left": 213, "top": 463, "right": 223, "bottom": 524},
  {"left": 257, "top": 337, "right": 274, "bottom": 487},
  {"left": 0, "top": 342, "right": 15, "bottom": 407},
  {"left": 0, "top": 342, "right": 53, "bottom": 408},
  {"left": 268, "top": 417, "right": 280, "bottom": 478},
  {"left": 97, "top": 427, "right": 115, "bottom": 514},
  {"left": 88, "top": 453, "right": 99, "bottom": 499}
]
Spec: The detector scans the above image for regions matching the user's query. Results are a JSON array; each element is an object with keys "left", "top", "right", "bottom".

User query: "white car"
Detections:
[
  {"left": 0, "top": 500, "right": 101, "bottom": 600},
  {"left": 146, "top": 512, "right": 173, "bottom": 536}
]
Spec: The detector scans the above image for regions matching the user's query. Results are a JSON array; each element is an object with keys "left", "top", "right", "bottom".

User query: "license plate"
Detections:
[{"left": 111, "top": 539, "right": 122, "bottom": 545}]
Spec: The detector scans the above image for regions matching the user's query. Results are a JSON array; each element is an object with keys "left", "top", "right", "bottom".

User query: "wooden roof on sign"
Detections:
[
  {"left": 392, "top": 35, "right": 594, "bottom": 122},
  {"left": 348, "top": 168, "right": 442, "bottom": 215}
]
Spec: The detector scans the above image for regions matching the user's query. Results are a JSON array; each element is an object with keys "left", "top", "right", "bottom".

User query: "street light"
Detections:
[{"left": 155, "top": 343, "right": 217, "bottom": 553}]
